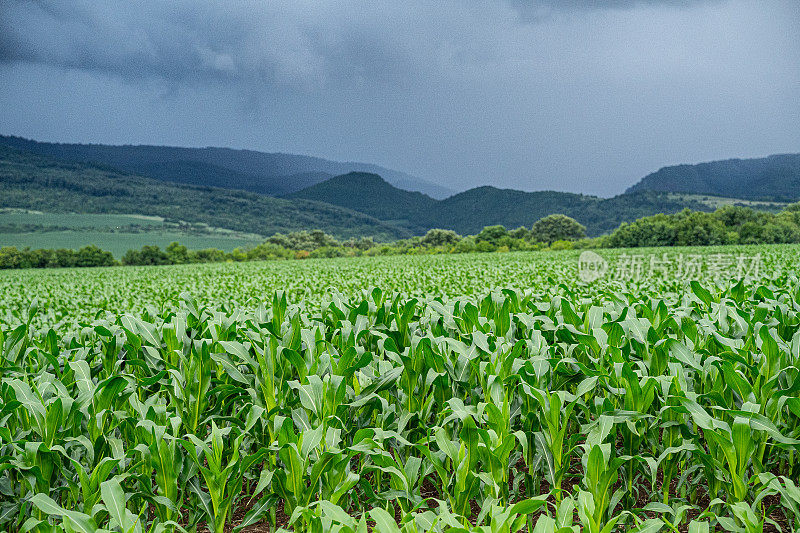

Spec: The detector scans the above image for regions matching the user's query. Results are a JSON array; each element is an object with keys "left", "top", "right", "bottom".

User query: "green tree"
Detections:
[
  {"left": 191, "top": 248, "right": 229, "bottom": 263},
  {"left": 420, "top": 229, "right": 461, "bottom": 247},
  {"left": 530, "top": 214, "right": 586, "bottom": 245},
  {"left": 266, "top": 230, "right": 339, "bottom": 251},
  {"left": 672, "top": 210, "right": 727, "bottom": 246},
  {"left": 122, "top": 245, "right": 170, "bottom": 266},
  {"left": 0, "top": 246, "right": 25, "bottom": 269},
  {"left": 166, "top": 242, "right": 190, "bottom": 264},
  {"left": 475, "top": 225, "right": 509, "bottom": 245},
  {"left": 714, "top": 205, "right": 758, "bottom": 227},
  {"left": 508, "top": 226, "right": 530, "bottom": 240},
  {"left": 75, "top": 245, "right": 116, "bottom": 267}
]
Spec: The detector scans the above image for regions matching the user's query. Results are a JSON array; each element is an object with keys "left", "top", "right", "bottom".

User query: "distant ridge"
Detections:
[
  {"left": 287, "top": 172, "right": 437, "bottom": 232},
  {"left": 0, "top": 145, "right": 410, "bottom": 241},
  {"left": 3, "top": 134, "right": 792, "bottom": 241},
  {"left": 0, "top": 135, "right": 454, "bottom": 199},
  {"left": 289, "top": 173, "right": 713, "bottom": 236},
  {"left": 626, "top": 154, "right": 800, "bottom": 201}
]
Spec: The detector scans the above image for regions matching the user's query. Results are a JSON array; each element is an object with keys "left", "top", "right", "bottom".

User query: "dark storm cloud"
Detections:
[
  {"left": 0, "top": 1, "right": 417, "bottom": 89},
  {"left": 1, "top": 1, "right": 279, "bottom": 84},
  {"left": 0, "top": 0, "right": 720, "bottom": 87}
]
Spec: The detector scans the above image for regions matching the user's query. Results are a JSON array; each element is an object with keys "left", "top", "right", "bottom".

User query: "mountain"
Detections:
[
  {"left": 3, "top": 135, "right": 785, "bottom": 243},
  {"left": 0, "top": 135, "right": 453, "bottom": 199},
  {"left": 428, "top": 187, "right": 712, "bottom": 236},
  {"left": 0, "top": 146, "right": 409, "bottom": 241},
  {"left": 288, "top": 173, "right": 712, "bottom": 237},
  {"left": 287, "top": 172, "right": 437, "bottom": 232},
  {"left": 627, "top": 154, "right": 800, "bottom": 201},
  {"left": 428, "top": 188, "right": 593, "bottom": 234}
]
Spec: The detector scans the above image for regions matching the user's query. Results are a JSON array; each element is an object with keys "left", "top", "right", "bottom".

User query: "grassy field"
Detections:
[
  {"left": 1, "top": 246, "right": 799, "bottom": 532},
  {"left": 0, "top": 210, "right": 168, "bottom": 229},
  {"left": 0, "top": 230, "right": 264, "bottom": 256},
  {"left": 667, "top": 193, "right": 789, "bottom": 211},
  {"left": 0, "top": 210, "right": 264, "bottom": 256}
]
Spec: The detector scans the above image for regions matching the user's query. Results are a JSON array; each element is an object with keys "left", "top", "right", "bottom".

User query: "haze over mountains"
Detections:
[
  {"left": 0, "top": 146, "right": 409, "bottom": 241},
  {"left": 1, "top": 134, "right": 799, "bottom": 243},
  {"left": 0, "top": 135, "right": 454, "bottom": 199}
]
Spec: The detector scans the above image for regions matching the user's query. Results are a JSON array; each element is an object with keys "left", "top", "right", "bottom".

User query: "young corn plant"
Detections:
[
  {"left": 522, "top": 385, "right": 581, "bottom": 503},
  {"left": 181, "top": 407, "right": 268, "bottom": 533},
  {"left": 579, "top": 444, "right": 627, "bottom": 533}
]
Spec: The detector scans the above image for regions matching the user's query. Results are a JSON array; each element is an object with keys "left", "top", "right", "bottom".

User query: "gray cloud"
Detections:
[
  {"left": 0, "top": 1, "right": 429, "bottom": 91},
  {"left": 0, "top": 0, "right": 724, "bottom": 88},
  {"left": 509, "top": 0, "right": 715, "bottom": 8},
  {"left": 1, "top": 1, "right": 304, "bottom": 86},
  {"left": 0, "top": 0, "right": 797, "bottom": 196},
  {"left": 505, "top": 0, "right": 721, "bottom": 20}
]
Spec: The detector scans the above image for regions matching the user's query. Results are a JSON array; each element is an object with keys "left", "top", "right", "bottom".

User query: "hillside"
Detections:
[
  {"left": 427, "top": 188, "right": 593, "bottom": 234},
  {"left": 428, "top": 187, "right": 712, "bottom": 236},
  {"left": 287, "top": 172, "right": 437, "bottom": 232},
  {"left": 0, "top": 135, "right": 453, "bottom": 199},
  {"left": 289, "top": 174, "right": 712, "bottom": 236},
  {"left": 3, "top": 139, "right": 780, "bottom": 242},
  {"left": 0, "top": 146, "right": 409, "bottom": 241},
  {"left": 627, "top": 153, "right": 800, "bottom": 201},
  {"left": 0, "top": 210, "right": 267, "bottom": 257}
]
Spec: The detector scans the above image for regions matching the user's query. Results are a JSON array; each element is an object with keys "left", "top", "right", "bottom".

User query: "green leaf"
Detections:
[
  {"left": 369, "top": 508, "right": 402, "bottom": 533},
  {"left": 690, "top": 281, "right": 714, "bottom": 306},
  {"left": 687, "top": 521, "right": 710, "bottom": 533},
  {"left": 508, "top": 496, "right": 548, "bottom": 515},
  {"left": 30, "top": 494, "right": 98, "bottom": 533},
  {"left": 100, "top": 478, "right": 130, "bottom": 532}
]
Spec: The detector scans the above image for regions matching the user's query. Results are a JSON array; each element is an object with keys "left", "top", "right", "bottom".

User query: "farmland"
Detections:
[
  {"left": 0, "top": 231, "right": 264, "bottom": 259},
  {"left": 2, "top": 246, "right": 800, "bottom": 532},
  {"left": 0, "top": 211, "right": 264, "bottom": 257}
]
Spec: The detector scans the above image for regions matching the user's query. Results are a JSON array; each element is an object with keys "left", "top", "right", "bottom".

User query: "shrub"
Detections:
[
  {"left": 476, "top": 241, "right": 496, "bottom": 252},
  {"left": 421, "top": 228, "right": 461, "bottom": 247},
  {"left": 75, "top": 245, "right": 117, "bottom": 267},
  {"left": 476, "top": 225, "right": 509, "bottom": 245},
  {"left": 508, "top": 226, "right": 531, "bottom": 240},
  {"left": 166, "top": 242, "right": 190, "bottom": 264},
  {"left": 549, "top": 240, "right": 574, "bottom": 250},
  {"left": 122, "top": 245, "right": 170, "bottom": 266},
  {"left": 530, "top": 214, "right": 586, "bottom": 245}
]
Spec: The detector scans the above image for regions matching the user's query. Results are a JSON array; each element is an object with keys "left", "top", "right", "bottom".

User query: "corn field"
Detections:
[{"left": 2, "top": 247, "right": 800, "bottom": 532}]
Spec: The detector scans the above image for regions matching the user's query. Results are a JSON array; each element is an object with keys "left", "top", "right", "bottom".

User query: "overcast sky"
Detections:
[{"left": 1, "top": 0, "right": 798, "bottom": 196}]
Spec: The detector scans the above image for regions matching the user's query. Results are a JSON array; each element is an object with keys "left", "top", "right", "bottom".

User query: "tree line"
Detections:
[
  {"left": 3, "top": 204, "right": 800, "bottom": 269},
  {"left": 0, "top": 216, "right": 584, "bottom": 269},
  {"left": 603, "top": 204, "right": 800, "bottom": 247}
]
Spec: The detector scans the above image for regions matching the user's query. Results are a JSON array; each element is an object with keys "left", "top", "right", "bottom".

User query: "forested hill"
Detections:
[
  {"left": 289, "top": 172, "right": 713, "bottom": 236},
  {"left": 0, "top": 135, "right": 453, "bottom": 199},
  {"left": 425, "top": 187, "right": 711, "bottom": 236},
  {"left": 0, "top": 146, "right": 409, "bottom": 241},
  {"left": 3, "top": 138, "right": 788, "bottom": 240},
  {"left": 626, "top": 153, "right": 800, "bottom": 201},
  {"left": 287, "top": 172, "right": 438, "bottom": 231}
]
